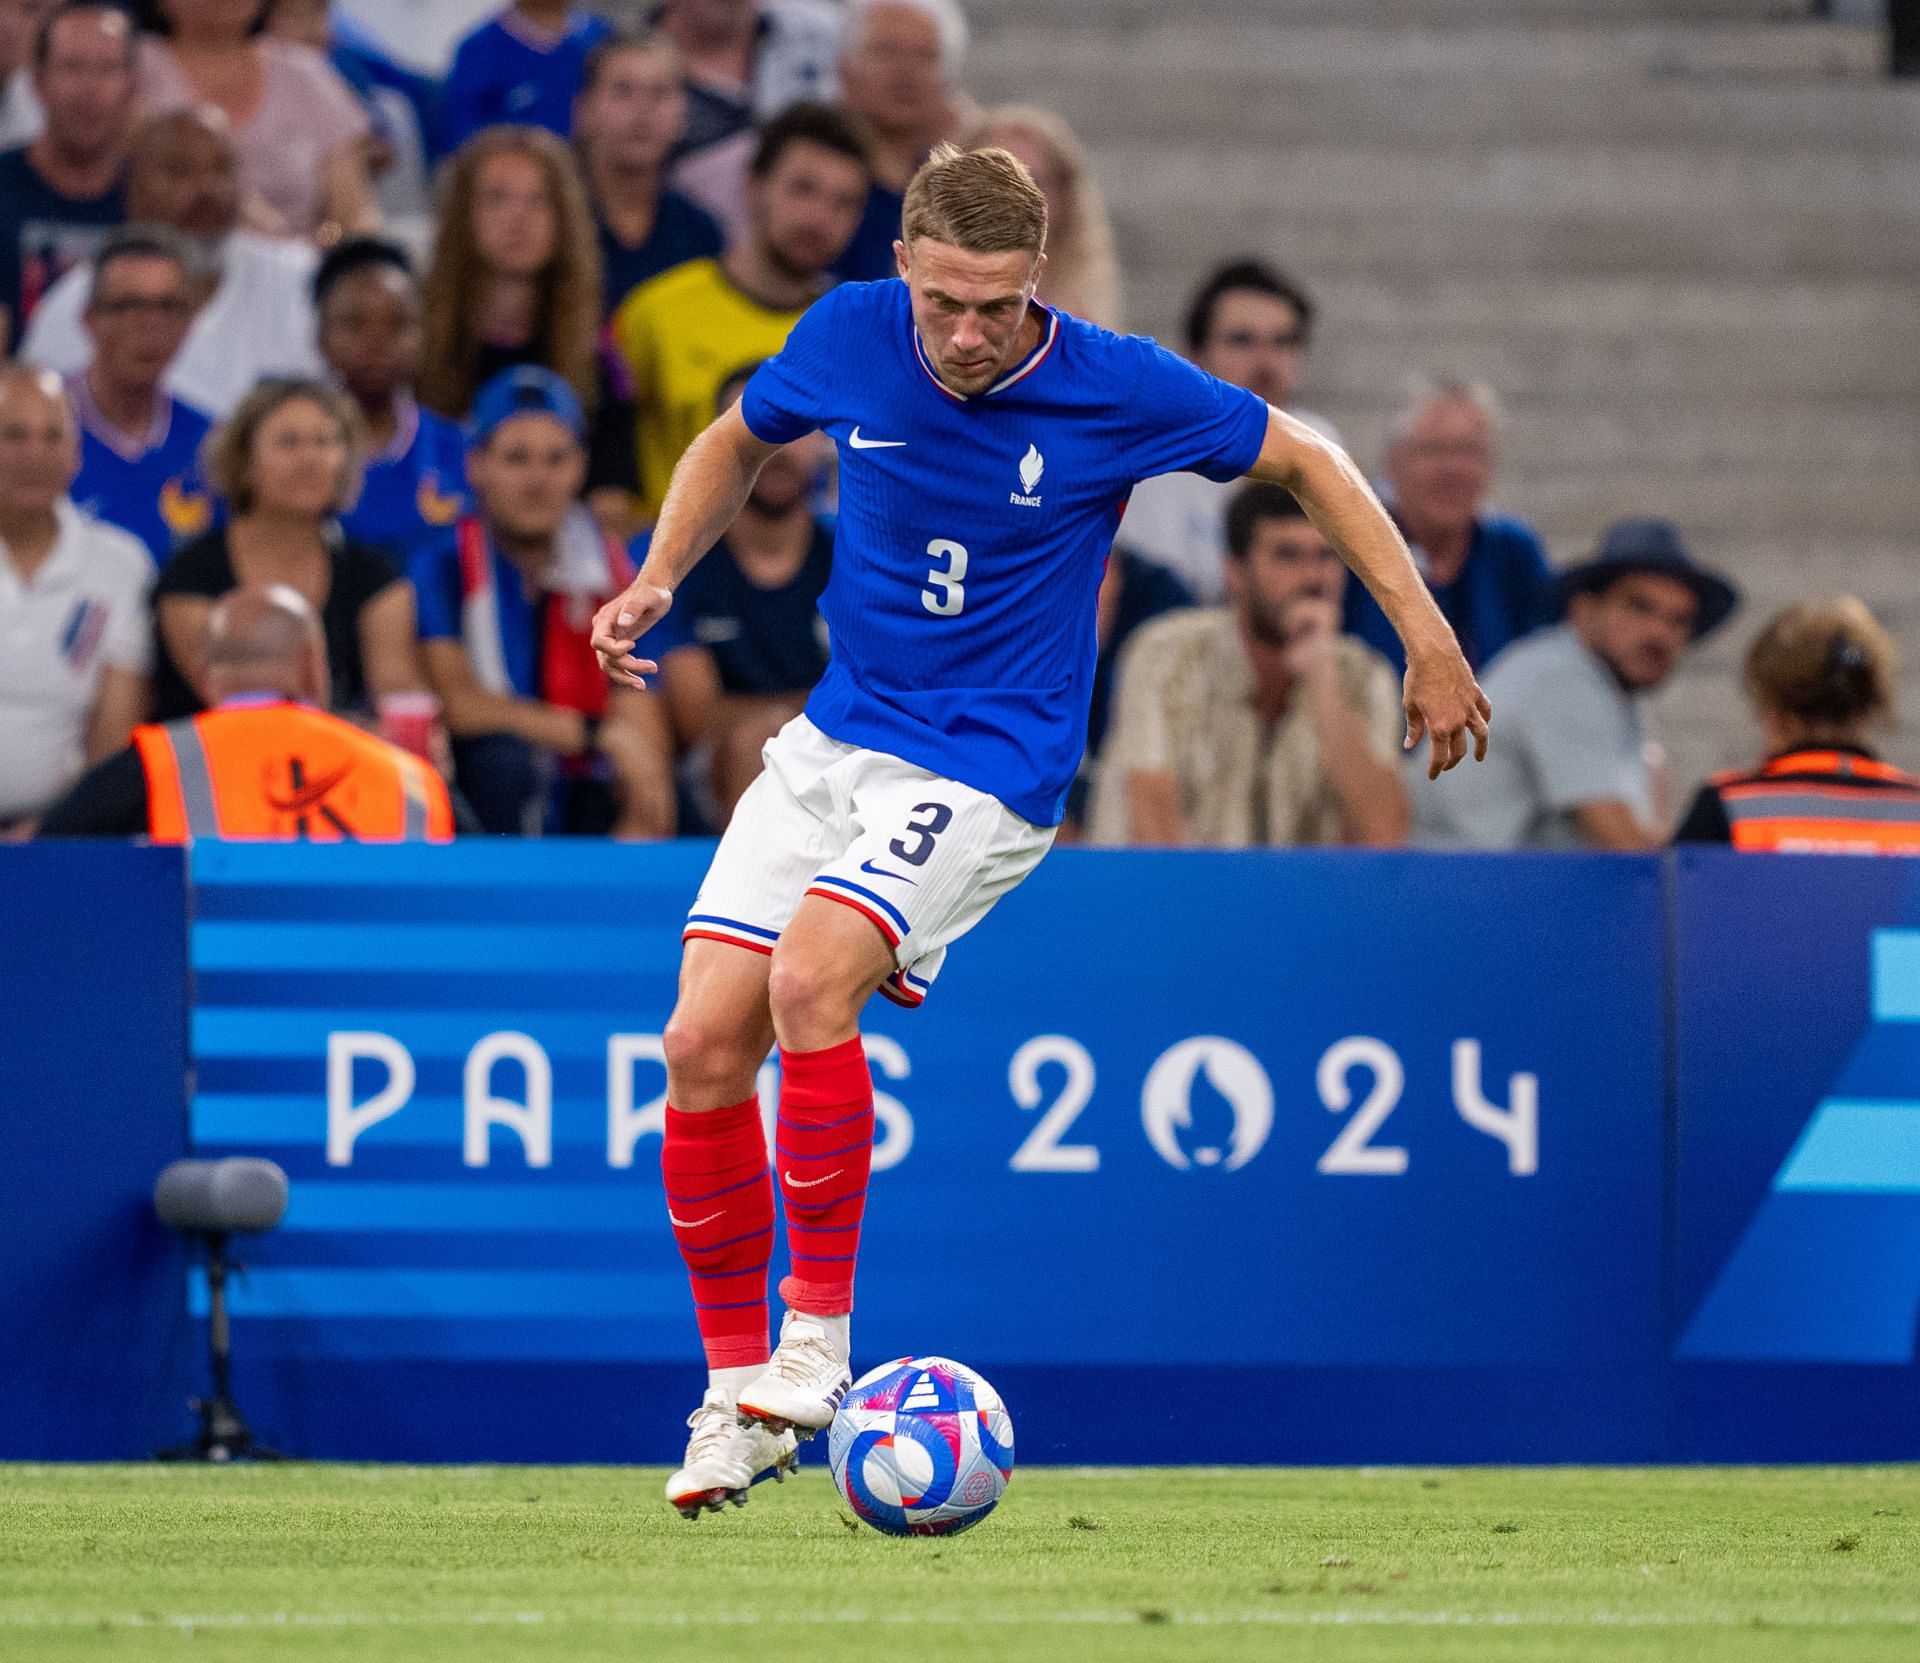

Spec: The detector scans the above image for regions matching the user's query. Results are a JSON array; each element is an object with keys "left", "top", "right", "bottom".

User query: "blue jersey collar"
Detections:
[{"left": 910, "top": 301, "right": 1060, "bottom": 403}]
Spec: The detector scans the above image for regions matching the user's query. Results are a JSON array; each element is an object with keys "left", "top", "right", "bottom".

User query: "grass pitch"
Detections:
[{"left": 1, "top": 1465, "right": 1915, "bottom": 1661}]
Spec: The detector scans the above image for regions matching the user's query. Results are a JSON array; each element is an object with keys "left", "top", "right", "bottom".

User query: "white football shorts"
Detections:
[{"left": 683, "top": 715, "right": 1056, "bottom": 1006}]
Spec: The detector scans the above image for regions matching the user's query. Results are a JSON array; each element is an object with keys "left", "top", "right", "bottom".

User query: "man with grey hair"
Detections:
[
  {"left": 21, "top": 107, "right": 320, "bottom": 417},
  {"left": 0, "top": 363, "right": 151, "bottom": 833},
  {"left": 1343, "top": 373, "right": 1553, "bottom": 674},
  {"left": 831, "top": 0, "right": 970, "bottom": 280}
]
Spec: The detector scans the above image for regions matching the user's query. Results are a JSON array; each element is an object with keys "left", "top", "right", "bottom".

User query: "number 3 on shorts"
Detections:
[
  {"left": 890, "top": 801, "right": 953, "bottom": 866},
  {"left": 922, "top": 538, "right": 968, "bottom": 617}
]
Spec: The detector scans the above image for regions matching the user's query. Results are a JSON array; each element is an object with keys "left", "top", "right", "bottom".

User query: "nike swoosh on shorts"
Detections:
[{"left": 858, "top": 859, "right": 918, "bottom": 885}]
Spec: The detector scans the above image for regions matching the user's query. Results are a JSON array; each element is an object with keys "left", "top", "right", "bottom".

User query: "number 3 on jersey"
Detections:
[{"left": 921, "top": 538, "right": 968, "bottom": 617}]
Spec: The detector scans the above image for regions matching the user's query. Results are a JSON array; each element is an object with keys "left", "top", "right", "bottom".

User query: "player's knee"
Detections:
[
  {"left": 662, "top": 1007, "right": 760, "bottom": 1101},
  {"left": 767, "top": 948, "right": 859, "bottom": 1046}
]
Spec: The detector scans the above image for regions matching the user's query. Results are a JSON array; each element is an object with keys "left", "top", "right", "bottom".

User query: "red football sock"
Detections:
[
  {"left": 775, "top": 1036, "right": 875, "bottom": 1317},
  {"left": 662, "top": 1096, "right": 774, "bottom": 1370}
]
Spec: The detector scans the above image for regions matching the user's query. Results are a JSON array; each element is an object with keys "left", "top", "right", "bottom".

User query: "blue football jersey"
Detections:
[
  {"left": 67, "top": 384, "right": 214, "bottom": 564},
  {"left": 739, "top": 282, "right": 1269, "bottom": 824},
  {"left": 339, "top": 397, "right": 469, "bottom": 562},
  {"left": 442, "top": 12, "right": 611, "bottom": 150}
]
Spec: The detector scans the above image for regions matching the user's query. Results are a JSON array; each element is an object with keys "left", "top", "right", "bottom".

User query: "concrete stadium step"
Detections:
[
  {"left": 965, "top": 0, "right": 1805, "bottom": 31},
  {"left": 1115, "top": 192, "right": 1920, "bottom": 288},
  {"left": 1094, "top": 140, "right": 1916, "bottom": 237},
  {"left": 1491, "top": 463, "right": 1920, "bottom": 542},
  {"left": 970, "top": 30, "right": 1913, "bottom": 151},
  {"left": 968, "top": 19, "right": 1890, "bottom": 93}
]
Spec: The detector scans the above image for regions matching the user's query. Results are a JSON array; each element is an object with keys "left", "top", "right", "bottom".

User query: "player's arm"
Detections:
[
  {"left": 1246, "top": 408, "right": 1491, "bottom": 779},
  {"left": 590, "top": 405, "right": 783, "bottom": 688}
]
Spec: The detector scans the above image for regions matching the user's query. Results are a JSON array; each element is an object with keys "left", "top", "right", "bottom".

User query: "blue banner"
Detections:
[
  {"left": 187, "top": 843, "right": 1669, "bottom": 1461},
  {"left": 10, "top": 842, "right": 1918, "bottom": 1464},
  {"left": 1670, "top": 849, "right": 1920, "bottom": 1460},
  {"left": 0, "top": 845, "right": 191, "bottom": 1458}
]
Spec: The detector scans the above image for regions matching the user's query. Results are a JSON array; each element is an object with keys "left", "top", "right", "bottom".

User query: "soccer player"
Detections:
[{"left": 590, "top": 145, "right": 1491, "bottom": 1517}]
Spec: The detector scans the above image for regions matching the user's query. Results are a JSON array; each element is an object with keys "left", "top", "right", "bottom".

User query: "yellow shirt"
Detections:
[{"left": 611, "top": 258, "right": 810, "bottom": 518}]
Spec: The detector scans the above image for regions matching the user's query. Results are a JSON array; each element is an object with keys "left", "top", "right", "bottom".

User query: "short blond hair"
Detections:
[
  {"left": 203, "top": 378, "right": 364, "bottom": 519},
  {"left": 901, "top": 143, "right": 1048, "bottom": 256}
]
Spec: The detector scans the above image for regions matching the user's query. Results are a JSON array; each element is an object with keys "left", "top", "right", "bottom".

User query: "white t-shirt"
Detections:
[
  {"left": 0, "top": 500, "right": 153, "bottom": 818},
  {"left": 0, "top": 68, "right": 43, "bottom": 150},
  {"left": 1119, "top": 405, "right": 1342, "bottom": 605},
  {"left": 21, "top": 231, "right": 320, "bottom": 417},
  {"left": 1411, "top": 624, "right": 1655, "bottom": 850}
]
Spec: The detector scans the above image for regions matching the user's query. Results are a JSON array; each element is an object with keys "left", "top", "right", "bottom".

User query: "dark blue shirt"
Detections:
[
  {"left": 0, "top": 148, "right": 124, "bottom": 351},
  {"left": 68, "top": 387, "right": 215, "bottom": 565},
  {"left": 442, "top": 10, "right": 612, "bottom": 150},
  {"left": 642, "top": 518, "right": 834, "bottom": 696},
  {"left": 1342, "top": 511, "right": 1554, "bottom": 674},
  {"left": 597, "top": 191, "right": 725, "bottom": 321},
  {"left": 1090, "top": 548, "right": 1192, "bottom": 759},
  {"left": 338, "top": 397, "right": 469, "bottom": 564},
  {"left": 833, "top": 183, "right": 905, "bottom": 284}
]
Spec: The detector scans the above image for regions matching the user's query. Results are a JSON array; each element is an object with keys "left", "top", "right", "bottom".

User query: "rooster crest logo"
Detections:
[{"left": 1018, "top": 444, "right": 1044, "bottom": 494}]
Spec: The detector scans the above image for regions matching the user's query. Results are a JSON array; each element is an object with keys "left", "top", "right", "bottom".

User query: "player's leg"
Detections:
[
  {"left": 738, "top": 765, "right": 1054, "bottom": 1434},
  {"left": 658, "top": 939, "right": 800, "bottom": 1516},
  {"left": 657, "top": 717, "right": 846, "bottom": 1514},
  {"left": 733, "top": 897, "right": 893, "bottom": 1433}
]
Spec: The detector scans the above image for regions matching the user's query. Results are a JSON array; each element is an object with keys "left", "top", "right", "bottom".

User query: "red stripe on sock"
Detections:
[
  {"left": 663, "top": 1095, "right": 773, "bottom": 1370},
  {"left": 775, "top": 1036, "right": 874, "bottom": 1317}
]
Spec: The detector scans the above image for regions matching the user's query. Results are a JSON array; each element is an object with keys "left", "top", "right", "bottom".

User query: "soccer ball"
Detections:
[{"left": 827, "top": 1356, "right": 1014, "bottom": 1536}]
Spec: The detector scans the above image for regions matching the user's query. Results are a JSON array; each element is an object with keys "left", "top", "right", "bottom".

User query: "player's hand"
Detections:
[
  {"left": 591, "top": 578, "right": 674, "bottom": 688},
  {"left": 1403, "top": 642, "right": 1491, "bottom": 780}
]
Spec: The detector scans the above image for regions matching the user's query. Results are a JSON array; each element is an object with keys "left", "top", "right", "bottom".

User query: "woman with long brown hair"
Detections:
[
  {"left": 419, "top": 125, "right": 603, "bottom": 419},
  {"left": 1676, "top": 595, "right": 1920, "bottom": 853},
  {"left": 967, "top": 104, "right": 1121, "bottom": 329}
]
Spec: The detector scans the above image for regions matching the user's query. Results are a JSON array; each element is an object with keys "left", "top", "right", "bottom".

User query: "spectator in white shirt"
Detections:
[
  {"left": 0, "top": 364, "right": 151, "bottom": 830},
  {"left": 0, "top": 0, "right": 55, "bottom": 149},
  {"left": 22, "top": 106, "right": 320, "bottom": 416},
  {"left": 1120, "top": 259, "right": 1341, "bottom": 605}
]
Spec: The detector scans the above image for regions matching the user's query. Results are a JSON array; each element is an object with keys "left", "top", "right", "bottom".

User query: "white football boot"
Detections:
[
  {"left": 735, "top": 1312, "right": 852, "bottom": 1435},
  {"left": 664, "top": 1387, "right": 799, "bottom": 1519}
]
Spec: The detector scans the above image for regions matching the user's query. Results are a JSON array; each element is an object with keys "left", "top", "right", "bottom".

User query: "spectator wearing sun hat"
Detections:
[{"left": 1413, "top": 518, "right": 1738, "bottom": 851}]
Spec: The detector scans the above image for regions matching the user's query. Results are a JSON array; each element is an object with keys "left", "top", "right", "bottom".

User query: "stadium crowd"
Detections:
[{"left": 5, "top": 0, "right": 1917, "bottom": 853}]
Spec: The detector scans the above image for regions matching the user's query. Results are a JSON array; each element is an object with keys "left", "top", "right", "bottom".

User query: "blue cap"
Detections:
[{"left": 467, "top": 365, "right": 586, "bottom": 449}]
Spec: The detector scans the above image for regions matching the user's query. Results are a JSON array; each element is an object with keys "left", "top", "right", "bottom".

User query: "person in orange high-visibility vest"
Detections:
[
  {"left": 1677, "top": 596, "right": 1920, "bottom": 854},
  {"left": 38, "top": 584, "right": 458, "bottom": 841}
]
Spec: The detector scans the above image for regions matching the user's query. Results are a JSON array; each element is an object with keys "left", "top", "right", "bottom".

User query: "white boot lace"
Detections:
[
  {"left": 768, "top": 1322, "right": 842, "bottom": 1384},
  {"left": 684, "top": 1398, "right": 743, "bottom": 1466}
]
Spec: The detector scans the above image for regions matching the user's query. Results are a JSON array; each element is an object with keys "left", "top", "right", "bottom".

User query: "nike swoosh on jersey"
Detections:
[
  {"left": 667, "top": 1210, "right": 723, "bottom": 1228},
  {"left": 858, "top": 859, "right": 919, "bottom": 885},
  {"left": 783, "top": 1169, "right": 843, "bottom": 1190},
  {"left": 848, "top": 428, "right": 906, "bottom": 449}
]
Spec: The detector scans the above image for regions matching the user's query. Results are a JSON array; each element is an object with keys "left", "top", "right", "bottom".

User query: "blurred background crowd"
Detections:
[{"left": 3, "top": 0, "right": 1917, "bottom": 852}]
